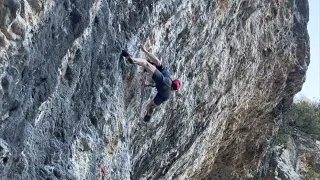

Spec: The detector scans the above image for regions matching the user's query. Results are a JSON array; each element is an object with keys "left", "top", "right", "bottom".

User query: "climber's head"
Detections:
[{"left": 172, "top": 79, "right": 181, "bottom": 91}]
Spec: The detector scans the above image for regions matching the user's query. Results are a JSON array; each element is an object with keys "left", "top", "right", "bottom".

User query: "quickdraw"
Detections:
[
  {"left": 99, "top": 164, "right": 108, "bottom": 180},
  {"left": 139, "top": 72, "right": 147, "bottom": 113}
]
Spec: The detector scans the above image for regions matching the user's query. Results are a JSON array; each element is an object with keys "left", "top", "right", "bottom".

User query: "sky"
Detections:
[{"left": 296, "top": 0, "right": 320, "bottom": 101}]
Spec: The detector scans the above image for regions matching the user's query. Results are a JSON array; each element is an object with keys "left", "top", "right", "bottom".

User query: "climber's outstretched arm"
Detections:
[{"left": 131, "top": 57, "right": 156, "bottom": 77}]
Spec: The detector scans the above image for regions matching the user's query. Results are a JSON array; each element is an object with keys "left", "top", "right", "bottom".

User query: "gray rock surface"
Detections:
[
  {"left": 0, "top": 0, "right": 309, "bottom": 179},
  {"left": 267, "top": 131, "right": 320, "bottom": 180}
]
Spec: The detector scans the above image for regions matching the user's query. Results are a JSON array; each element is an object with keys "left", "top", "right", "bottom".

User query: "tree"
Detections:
[{"left": 283, "top": 97, "right": 320, "bottom": 139}]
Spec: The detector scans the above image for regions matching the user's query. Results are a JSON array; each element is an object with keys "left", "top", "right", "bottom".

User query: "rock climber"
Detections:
[{"left": 121, "top": 46, "right": 181, "bottom": 122}]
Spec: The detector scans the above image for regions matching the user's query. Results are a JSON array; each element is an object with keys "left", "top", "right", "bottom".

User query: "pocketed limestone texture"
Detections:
[{"left": 0, "top": 0, "right": 309, "bottom": 179}]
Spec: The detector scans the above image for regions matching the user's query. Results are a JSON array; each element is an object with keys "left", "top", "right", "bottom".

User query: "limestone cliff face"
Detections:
[
  {"left": 0, "top": 0, "right": 309, "bottom": 179},
  {"left": 267, "top": 131, "right": 320, "bottom": 180}
]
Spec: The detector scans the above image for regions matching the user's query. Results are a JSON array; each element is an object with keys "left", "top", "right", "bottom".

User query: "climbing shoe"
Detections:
[
  {"left": 121, "top": 50, "right": 133, "bottom": 64},
  {"left": 143, "top": 106, "right": 154, "bottom": 122},
  {"left": 144, "top": 115, "right": 151, "bottom": 122}
]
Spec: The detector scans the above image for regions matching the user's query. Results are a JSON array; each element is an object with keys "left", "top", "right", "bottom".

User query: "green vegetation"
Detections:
[
  {"left": 273, "top": 97, "right": 320, "bottom": 179},
  {"left": 283, "top": 97, "right": 320, "bottom": 139},
  {"left": 304, "top": 169, "right": 320, "bottom": 180},
  {"left": 276, "top": 134, "right": 290, "bottom": 147},
  {"left": 302, "top": 153, "right": 320, "bottom": 180}
]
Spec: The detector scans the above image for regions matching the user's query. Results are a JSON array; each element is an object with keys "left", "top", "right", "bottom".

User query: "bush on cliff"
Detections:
[{"left": 284, "top": 97, "right": 320, "bottom": 139}]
